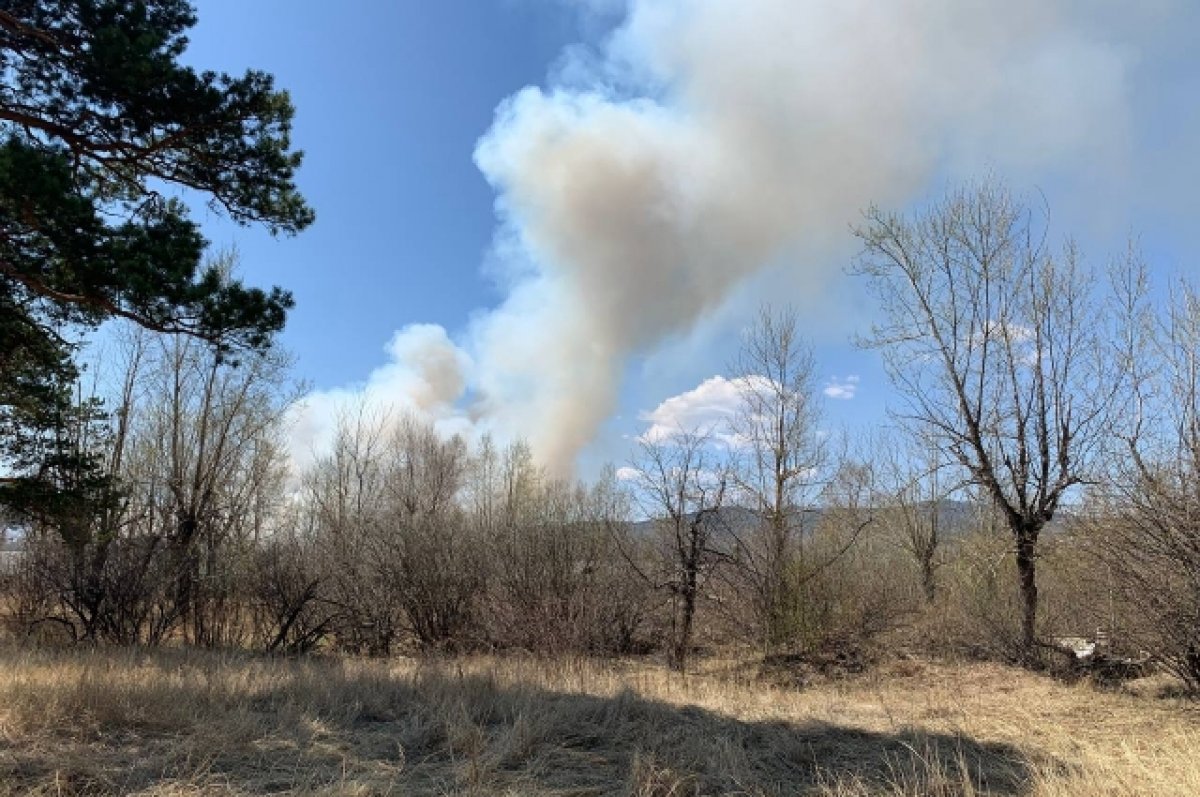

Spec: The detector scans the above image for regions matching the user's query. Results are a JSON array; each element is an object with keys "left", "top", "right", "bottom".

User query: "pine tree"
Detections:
[{"left": 0, "top": 1, "right": 313, "bottom": 523}]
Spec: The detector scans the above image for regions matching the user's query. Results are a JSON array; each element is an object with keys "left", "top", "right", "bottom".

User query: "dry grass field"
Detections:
[{"left": 0, "top": 646, "right": 1197, "bottom": 796}]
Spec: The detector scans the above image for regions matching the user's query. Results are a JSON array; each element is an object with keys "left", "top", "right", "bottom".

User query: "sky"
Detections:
[{"left": 180, "top": 0, "right": 1200, "bottom": 479}]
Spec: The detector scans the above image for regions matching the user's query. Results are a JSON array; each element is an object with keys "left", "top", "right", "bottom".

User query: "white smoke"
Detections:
[
  {"left": 286, "top": 324, "right": 473, "bottom": 473},
  {"left": 295, "top": 0, "right": 1161, "bottom": 473}
]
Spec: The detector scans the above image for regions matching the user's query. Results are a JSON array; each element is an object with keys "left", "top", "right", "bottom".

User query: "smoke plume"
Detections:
[{"left": 293, "top": 0, "right": 1153, "bottom": 472}]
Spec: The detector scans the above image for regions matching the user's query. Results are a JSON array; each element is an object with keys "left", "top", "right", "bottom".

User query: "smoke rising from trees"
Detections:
[{"left": 293, "top": 0, "right": 1154, "bottom": 472}]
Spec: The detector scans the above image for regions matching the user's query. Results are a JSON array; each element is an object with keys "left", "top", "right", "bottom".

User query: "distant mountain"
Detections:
[
  {"left": 626, "top": 499, "right": 997, "bottom": 540},
  {"left": 891, "top": 499, "right": 987, "bottom": 536}
]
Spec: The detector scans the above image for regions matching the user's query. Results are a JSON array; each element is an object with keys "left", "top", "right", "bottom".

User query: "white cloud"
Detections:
[
  {"left": 614, "top": 465, "right": 640, "bottom": 482},
  {"left": 823, "top": 374, "right": 860, "bottom": 401},
  {"left": 635, "top": 374, "right": 790, "bottom": 449},
  {"left": 638, "top": 375, "right": 746, "bottom": 444}
]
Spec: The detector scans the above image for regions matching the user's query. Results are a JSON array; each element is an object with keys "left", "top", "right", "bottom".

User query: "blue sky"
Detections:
[
  {"left": 179, "top": 1, "right": 1200, "bottom": 477},
  {"left": 182, "top": 1, "right": 590, "bottom": 385}
]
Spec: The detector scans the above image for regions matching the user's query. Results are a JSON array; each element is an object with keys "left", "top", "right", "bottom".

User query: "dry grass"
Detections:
[{"left": 0, "top": 646, "right": 1196, "bottom": 796}]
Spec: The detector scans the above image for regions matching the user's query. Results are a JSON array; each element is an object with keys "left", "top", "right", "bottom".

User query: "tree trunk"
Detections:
[
  {"left": 673, "top": 579, "right": 697, "bottom": 672},
  {"left": 1015, "top": 529, "right": 1039, "bottom": 660},
  {"left": 920, "top": 552, "right": 936, "bottom": 604},
  {"left": 761, "top": 511, "right": 793, "bottom": 653}
]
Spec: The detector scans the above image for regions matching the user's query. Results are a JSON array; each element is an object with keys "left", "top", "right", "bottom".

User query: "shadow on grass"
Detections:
[{"left": 0, "top": 649, "right": 1050, "bottom": 795}]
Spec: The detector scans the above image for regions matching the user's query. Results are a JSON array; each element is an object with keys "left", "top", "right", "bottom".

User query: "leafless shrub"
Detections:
[
  {"left": 477, "top": 443, "right": 650, "bottom": 655},
  {"left": 248, "top": 528, "right": 334, "bottom": 654},
  {"left": 1081, "top": 270, "right": 1200, "bottom": 691},
  {"left": 2, "top": 321, "right": 295, "bottom": 648},
  {"left": 919, "top": 508, "right": 1027, "bottom": 661}
]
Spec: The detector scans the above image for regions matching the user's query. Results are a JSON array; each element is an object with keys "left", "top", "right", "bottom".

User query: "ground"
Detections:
[{"left": 0, "top": 646, "right": 1196, "bottom": 795}]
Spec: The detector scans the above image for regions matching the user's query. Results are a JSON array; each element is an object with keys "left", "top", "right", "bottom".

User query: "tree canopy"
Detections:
[{"left": 0, "top": 0, "right": 313, "bottom": 521}]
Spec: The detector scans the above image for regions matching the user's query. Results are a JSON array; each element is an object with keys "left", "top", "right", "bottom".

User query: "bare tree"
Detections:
[
  {"left": 727, "top": 306, "right": 830, "bottom": 651},
  {"left": 377, "top": 417, "right": 479, "bottom": 651},
  {"left": 303, "top": 405, "right": 398, "bottom": 654},
  {"left": 875, "top": 430, "right": 954, "bottom": 604},
  {"left": 129, "top": 331, "right": 294, "bottom": 646},
  {"left": 625, "top": 429, "right": 728, "bottom": 671},
  {"left": 853, "top": 179, "right": 1118, "bottom": 660},
  {"left": 11, "top": 321, "right": 294, "bottom": 646},
  {"left": 1095, "top": 270, "right": 1200, "bottom": 689}
]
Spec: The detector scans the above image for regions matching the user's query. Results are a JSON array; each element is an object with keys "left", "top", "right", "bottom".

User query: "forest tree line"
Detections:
[
  {"left": 4, "top": 4, "right": 1198, "bottom": 692},
  {"left": 4, "top": 183, "right": 1200, "bottom": 696}
]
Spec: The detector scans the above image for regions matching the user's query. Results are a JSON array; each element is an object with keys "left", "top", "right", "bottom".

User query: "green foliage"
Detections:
[{"left": 0, "top": 1, "right": 312, "bottom": 529}]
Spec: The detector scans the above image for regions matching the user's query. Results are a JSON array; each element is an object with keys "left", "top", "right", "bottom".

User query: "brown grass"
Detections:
[{"left": 0, "top": 646, "right": 1196, "bottom": 796}]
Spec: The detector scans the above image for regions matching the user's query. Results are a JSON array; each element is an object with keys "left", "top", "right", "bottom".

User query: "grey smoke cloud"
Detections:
[{"left": 293, "top": 0, "right": 1158, "bottom": 473}]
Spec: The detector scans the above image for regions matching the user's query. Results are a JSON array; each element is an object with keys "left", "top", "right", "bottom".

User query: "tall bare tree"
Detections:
[
  {"left": 853, "top": 179, "right": 1118, "bottom": 659},
  {"left": 728, "top": 306, "right": 829, "bottom": 651}
]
